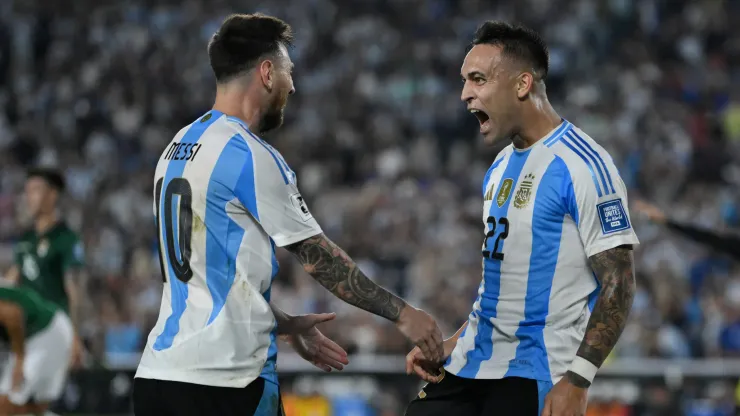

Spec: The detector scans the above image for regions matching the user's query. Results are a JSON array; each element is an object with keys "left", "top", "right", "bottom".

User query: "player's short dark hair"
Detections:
[
  {"left": 207, "top": 13, "right": 294, "bottom": 83},
  {"left": 470, "top": 21, "right": 549, "bottom": 80},
  {"left": 27, "top": 167, "right": 65, "bottom": 192}
]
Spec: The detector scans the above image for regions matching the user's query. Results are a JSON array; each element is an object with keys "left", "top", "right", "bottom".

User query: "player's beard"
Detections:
[
  {"left": 258, "top": 92, "right": 288, "bottom": 133},
  {"left": 258, "top": 107, "right": 284, "bottom": 133}
]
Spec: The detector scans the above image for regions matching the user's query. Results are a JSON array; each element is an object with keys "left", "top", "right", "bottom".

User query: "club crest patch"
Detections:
[{"left": 597, "top": 199, "right": 631, "bottom": 234}]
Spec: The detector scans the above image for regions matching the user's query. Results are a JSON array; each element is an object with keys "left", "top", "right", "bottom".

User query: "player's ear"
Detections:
[
  {"left": 515, "top": 72, "right": 534, "bottom": 99},
  {"left": 259, "top": 59, "right": 274, "bottom": 91}
]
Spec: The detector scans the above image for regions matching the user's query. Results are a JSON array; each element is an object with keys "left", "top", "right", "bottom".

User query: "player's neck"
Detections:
[
  {"left": 513, "top": 103, "right": 561, "bottom": 149},
  {"left": 34, "top": 212, "right": 58, "bottom": 235},
  {"left": 213, "top": 83, "right": 264, "bottom": 133}
]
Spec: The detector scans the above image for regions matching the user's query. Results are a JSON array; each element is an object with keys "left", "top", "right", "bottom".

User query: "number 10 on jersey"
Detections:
[
  {"left": 481, "top": 216, "right": 509, "bottom": 260},
  {"left": 155, "top": 178, "right": 194, "bottom": 283}
]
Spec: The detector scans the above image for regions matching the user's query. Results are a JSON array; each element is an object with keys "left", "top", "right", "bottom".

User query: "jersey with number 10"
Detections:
[
  {"left": 135, "top": 110, "right": 322, "bottom": 388},
  {"left": 444, "top": 120, "right": 639, "bottom": 384}
]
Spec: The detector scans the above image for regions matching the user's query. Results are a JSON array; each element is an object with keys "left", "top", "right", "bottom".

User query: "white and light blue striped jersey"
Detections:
[
  {"left": 444, "top": 120, "right": 639, "bottom": 384},
  {"left": 135, "top": 110, "right": 322, "bottom": 388}
]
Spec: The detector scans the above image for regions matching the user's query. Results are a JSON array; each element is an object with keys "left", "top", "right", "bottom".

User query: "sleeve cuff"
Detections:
[
  {"left": 584, "top": 235, "right": 640, "bottom": 258},
  {"left": 271, "top": 227, "right": 324, "bottom": 247}
]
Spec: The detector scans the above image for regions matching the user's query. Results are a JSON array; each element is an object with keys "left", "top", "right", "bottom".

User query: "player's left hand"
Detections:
[
  {"left": 541, "top": 377, "right": 588, "bottom": 416},
  {"left": 282, "top": 312, "right": 349, "bottom": 372}
]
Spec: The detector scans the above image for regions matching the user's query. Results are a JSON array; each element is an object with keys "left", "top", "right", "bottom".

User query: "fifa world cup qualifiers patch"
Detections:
[
  {"left": 597, "top": 199, "right": 631, "bottom": 234},
  {"left": 290, "top": 193, "right": 313, "bottom": 222}
]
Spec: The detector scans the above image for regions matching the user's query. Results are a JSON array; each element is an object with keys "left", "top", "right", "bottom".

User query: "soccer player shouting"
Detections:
[{"left": 405, "top": 21, "right": 638, "bottom": 416}]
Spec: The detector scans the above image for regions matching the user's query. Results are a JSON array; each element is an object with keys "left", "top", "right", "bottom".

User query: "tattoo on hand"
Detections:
[
  {"left": 566, "top": 371, "right": 591, "bottom": 388},
  {"left": 286, "top": 234, "right": 405, "bottom": 321},
  {"left": 578, "top": 246, "right": 635, "bottom": 369}
]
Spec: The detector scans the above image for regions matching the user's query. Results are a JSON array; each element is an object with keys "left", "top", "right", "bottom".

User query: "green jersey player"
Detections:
[
  {"left": 5, "top": 168, "right": 84, "bottom": 369},
  {"left": 0, "top": 285, "right": 74, "bottom": 415}
]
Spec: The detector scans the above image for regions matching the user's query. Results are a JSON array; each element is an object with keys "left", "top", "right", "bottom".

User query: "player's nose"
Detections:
[{"left": 460, "top": 83, "right": 473, "bottom": 103}]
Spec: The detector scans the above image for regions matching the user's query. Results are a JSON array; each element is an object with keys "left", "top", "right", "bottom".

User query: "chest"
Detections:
[
  {"left": 482, "top": 155, "right": 563, "bottom": 229},
  {"left": 480, "top": 151, "right": 571, "bottom": 264},
  {"left": 15, "top": 237, "right": 64, "bottom": 280}
]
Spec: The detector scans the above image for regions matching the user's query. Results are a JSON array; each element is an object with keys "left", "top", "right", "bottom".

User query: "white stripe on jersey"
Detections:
[{"left": 445, "top": 120, "right": 639, "bottom": 383}]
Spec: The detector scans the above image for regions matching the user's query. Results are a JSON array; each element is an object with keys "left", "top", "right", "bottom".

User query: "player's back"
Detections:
[{"left": 136, "top": 109, "right": 285, "bottom": 388}]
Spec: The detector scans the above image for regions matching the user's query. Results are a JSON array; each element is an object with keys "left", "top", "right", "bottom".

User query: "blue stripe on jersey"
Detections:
[
  {"left": 254, "top": 378, "right": 281, "bottom": 415},
  {"left": 570, "top": 130, "right": 616, "bottom": 194},
  {"left": 505, "top": 158, "right": 566, "bottom": 381},
  {"left": 543, "top": 121, "right": 572, "bottom": 147},
  {"left": 205, "top": 134, "right": 251, "bottom": 325},
  {"left": 226, "top": 116, "right": 291, "bottom": 184},
  {"left": 458, "top": 149, "right": 532, "bottom": 378},
  {"left": 559, "top": 134, "right": 603, "bottom": 197},
  {"left": 561, "top": 157, "right": 580, "bottom": 225},
  {"left": 154, "top": 110, "right": 222, "bottom": 351},
  {"left": 482, "top": 157, "right": 506, "bottom": 196},
  {"left": 259, "top": 239, "right": 280, "bottom": 384},
  {"left": 565, "top": 131, "right": 610, "bottom": 196}
]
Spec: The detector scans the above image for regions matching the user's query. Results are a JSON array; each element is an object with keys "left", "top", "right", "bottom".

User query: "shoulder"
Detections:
[
  {"left": 546, "top": 123, "right": 620, "bottom": 195},
  {"left": 16, "top": 229, "right": 34, "bottom": 242}
]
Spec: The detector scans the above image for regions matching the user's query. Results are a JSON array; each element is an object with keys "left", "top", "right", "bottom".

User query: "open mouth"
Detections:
[{"left": 470, "top": 109, "right": 491, "bottom": 132}]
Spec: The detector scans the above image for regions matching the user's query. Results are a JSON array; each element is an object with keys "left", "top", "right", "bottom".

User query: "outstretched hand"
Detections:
[{"left": 282, "top": 312, "right": 349, "bottom": 372}]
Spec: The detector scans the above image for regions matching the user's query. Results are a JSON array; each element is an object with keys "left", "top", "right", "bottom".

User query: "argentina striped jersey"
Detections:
[
  {"left": 444, "top": 120, "right": 639, "bottom": 383},
  {"left": 135, "top": 110, "right": 322, "bottom": 388}
]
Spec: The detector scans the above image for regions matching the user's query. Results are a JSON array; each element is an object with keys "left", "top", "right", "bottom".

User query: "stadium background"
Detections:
[{"left": 1, "top": 0, "right": 740, "bottom": 414}]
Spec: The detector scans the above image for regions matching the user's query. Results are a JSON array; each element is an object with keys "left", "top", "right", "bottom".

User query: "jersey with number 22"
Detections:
[{"left": 445, "top": 120, "right": 639, "bottom": 383}]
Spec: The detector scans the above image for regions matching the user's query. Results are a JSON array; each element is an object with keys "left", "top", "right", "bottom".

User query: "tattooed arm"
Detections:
[
  {"left": 566, "top": 245, "right": 636, "bottom": 388},
  {"left": 285, "top": 233, "right": 444, "bottom": 361},
  {"left": 285, "top": 234, "right": 405, "bottom": 320}
]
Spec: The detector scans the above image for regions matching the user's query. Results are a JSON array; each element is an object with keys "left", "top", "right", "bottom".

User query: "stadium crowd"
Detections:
[{"left": 0, "top": 0, "right": 740, "bottom": 412}]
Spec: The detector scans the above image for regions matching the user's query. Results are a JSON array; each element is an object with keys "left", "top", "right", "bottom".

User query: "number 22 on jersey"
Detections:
[
  {"left": 481, "top": 216, "right": 509, "bottom": 260},
  {"left": 155, "top": 177, "right": 193, "bottom": 283}
]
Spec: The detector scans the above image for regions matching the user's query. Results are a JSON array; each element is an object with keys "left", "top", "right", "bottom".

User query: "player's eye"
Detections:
[{"left": 474, "top": 77, "right": 485, "bottom": 84}]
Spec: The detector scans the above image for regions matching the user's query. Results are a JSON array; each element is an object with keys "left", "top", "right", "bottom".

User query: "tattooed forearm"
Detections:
[
  {"left": 285, "top": 234, "right": 406, "bottom": 321},
  {"left": 577, "top": 246, "right": 635, "bottom": 370}
]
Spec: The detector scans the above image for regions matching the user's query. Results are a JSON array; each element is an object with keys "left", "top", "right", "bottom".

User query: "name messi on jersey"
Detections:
[{"left": 163, "top": 142, "right": 203, "bottom": 162}]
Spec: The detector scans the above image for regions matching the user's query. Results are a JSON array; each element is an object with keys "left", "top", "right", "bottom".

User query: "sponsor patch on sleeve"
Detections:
[
  {"left": 289, "top": 193, "right": 313, "bottom": 222},
  {"left": 597, "top": 199, "right": 631, "bottom": 234}
]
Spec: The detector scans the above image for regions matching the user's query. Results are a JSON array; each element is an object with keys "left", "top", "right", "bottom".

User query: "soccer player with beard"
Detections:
[
  {"left": 404, "top": 22, "right": 638, "bottom": 416},
  {"left": 133, "top": 13, "right": 444, "bottom": 416}
]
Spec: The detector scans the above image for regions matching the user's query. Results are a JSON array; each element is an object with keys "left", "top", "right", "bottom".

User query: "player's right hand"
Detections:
[
  {"left": 405, "top": 337, "right": 455, "bottom": 383},
  {"left": 395, "top": 305, "right": 444, "bottom": 364}
]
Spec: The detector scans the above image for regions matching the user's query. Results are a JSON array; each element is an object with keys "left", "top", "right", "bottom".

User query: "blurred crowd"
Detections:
[{"left": 1, "top": 0, "right": 740, "bottom": 395}]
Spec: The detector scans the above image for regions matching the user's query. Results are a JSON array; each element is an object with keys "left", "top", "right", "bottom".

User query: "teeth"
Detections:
[{"left": 470, "top": 109, "right": 481, "bottom": 114}]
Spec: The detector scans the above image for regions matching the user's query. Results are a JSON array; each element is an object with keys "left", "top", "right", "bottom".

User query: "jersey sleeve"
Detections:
[
  {"left": 61, "top": 235, "right": 85, "bottom": 273},
  {"left": 563, "top": 157, "right": 639, "bottom": 258},
  {"left": 233, "top": 137, "right": 322, "bottom": 247}
]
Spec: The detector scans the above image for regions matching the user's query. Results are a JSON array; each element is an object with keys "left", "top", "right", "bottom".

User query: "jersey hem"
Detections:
[
  {"left": 271, "top": 227, "right": 323, "bottom": 248},
  {"left": 134, "top": 367, "right": 262, "bottom": 388},
  {"left": 444, "top": 364, "right": 553, "bottom": 383}
]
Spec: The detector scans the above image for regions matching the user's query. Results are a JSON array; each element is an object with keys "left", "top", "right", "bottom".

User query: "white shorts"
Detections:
[{"left": 0, "top": 311, "right": 74, "bottom": 404}]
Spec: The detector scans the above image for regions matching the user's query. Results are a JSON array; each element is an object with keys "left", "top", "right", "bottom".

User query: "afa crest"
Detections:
[{"left": 513, "top": 173, "right": 535, "bottom": 209}]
